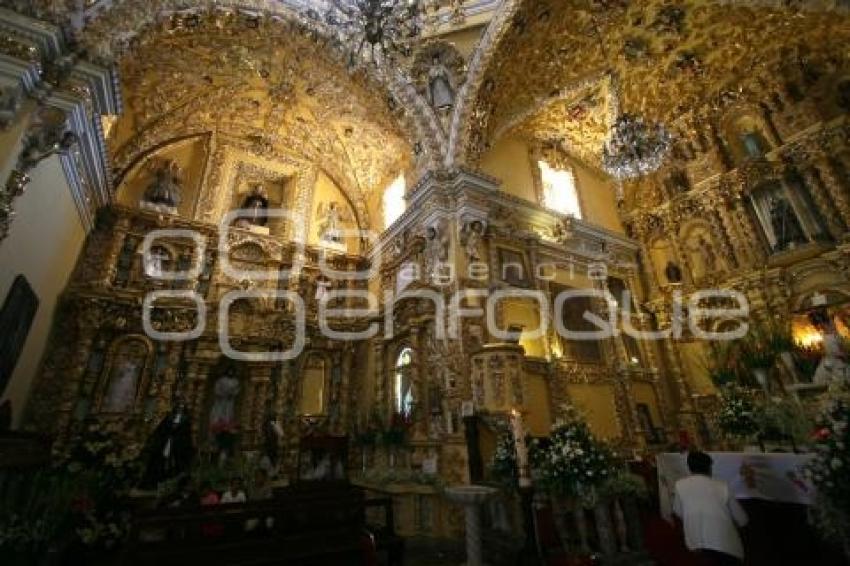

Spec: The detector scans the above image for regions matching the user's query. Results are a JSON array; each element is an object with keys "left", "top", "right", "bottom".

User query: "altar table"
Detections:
[{"left": 657, "top": 452, "right": 815, "bottom": 521}]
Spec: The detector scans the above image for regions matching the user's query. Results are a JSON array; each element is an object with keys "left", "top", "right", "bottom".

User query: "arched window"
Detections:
[
  {"left": 383, "top": 174, "right": 406, "bottom": 229},
  {"left": 394, "top": 347, "right": 414, "bottom": 417},
  {"left": 538, "top": 161, "right": 582, "bottom": 218}
]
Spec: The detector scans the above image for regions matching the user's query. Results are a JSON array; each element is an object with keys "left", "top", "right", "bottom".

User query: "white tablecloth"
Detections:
[{"left": 657, "top": 452, "right": 815, "bottom": 521}]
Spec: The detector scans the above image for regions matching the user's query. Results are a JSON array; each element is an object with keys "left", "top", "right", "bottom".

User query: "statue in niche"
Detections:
[
  {"left": 315, "top": 275, "right": 333, "bottom": 302},
  {"left": 210, "top": 364, "right": 241, "bottom": 465},
  {"left": 427, "top": 54, "right": 456, "bottom": 111},
  {"left": 260, "top": 401, "right": 284, "bottom": 477},
  {"left": 689, "top": 234, "right": 718, "bottom": 279},
  {"left": 460, "top": 220, "right": 485, "bottom": 263},
  {"left": 769, "top": 195, "right": 807, "bottom": 251},
  {"left": 809, "top": 309, "right": 849, "bottom": 385},
  {"left": 664, "top": 261, "right": 684, "bottom": 284},
  {"left": 238, "top": 184, "right": 270, "bottom": 227},
  {"left": 103, "top": 358, "right": 142, "bottom": 412},
  {"left": 210, "top": 366, "right": 241, "bottom": 429},
  {"left": 139, "top": 396, "right": 193, "bottom": 489},
  {"left": 142, "top": 160, "right": 183, "bottom": 209},
  {"left": 145, "top": 246, "right": 171, "bottom": 278},
  {"left": 317, "top": 201, "right": 350, "bottom": 244},
  {"left": 424, "top": 221, "right": 450, "bottom": 279}
]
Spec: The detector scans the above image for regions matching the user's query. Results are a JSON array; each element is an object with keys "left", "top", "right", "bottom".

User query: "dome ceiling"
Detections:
[{"left": 462, "top": 0, "right": 850, "bottom": 168}]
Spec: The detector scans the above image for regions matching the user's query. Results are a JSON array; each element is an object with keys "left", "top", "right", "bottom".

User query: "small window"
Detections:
[
  {"left": 383, "top": 174, "right": 406, "bottom": 229},
  {"left": 741, "top": 132, "right": 767, "bottom": 159},
  {"left": 539, "top": 161, "right": 582, "bottom": 218},
  {"left": 394, "top": 347, "right": 414, "bottom": 417}
]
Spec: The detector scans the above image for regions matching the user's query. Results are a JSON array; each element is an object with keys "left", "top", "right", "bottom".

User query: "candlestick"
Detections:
[{"left": 510, "top": 408, "right": 530, "bottom": 477}]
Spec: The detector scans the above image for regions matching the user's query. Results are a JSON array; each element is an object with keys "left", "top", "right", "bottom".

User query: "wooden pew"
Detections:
[{"left": 123, "top": 483, "right": 404, "bottom": 566}]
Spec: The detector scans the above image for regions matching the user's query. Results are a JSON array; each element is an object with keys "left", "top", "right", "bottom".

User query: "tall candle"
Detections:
[{"left": 510, "top": 408, "right": 529, "bottom": 473}]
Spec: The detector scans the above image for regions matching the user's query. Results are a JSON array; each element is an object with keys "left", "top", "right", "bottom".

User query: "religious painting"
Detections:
[
  {"left": 553, "top": 284, "right": 603, "bottom": 362},
  {"left": 498, "top": 248, "right": 530, "bottom": 287},
  {"left": 749, "top": 181, "right": 813, "bottom": 253},
  {"left": 0, "top": 275, "right": 39, "bottom": 398},
  {"left": 681, "top": 223, "right": 724, "bottom": 282},
  {"left": 99, "top": 337, "right": 150, "bottom": 413}
]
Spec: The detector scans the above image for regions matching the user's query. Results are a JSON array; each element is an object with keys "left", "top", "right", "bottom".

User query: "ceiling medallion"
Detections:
[
  {"left": 601, "top": 113, "right": 672, "bottom": 180},
  {"left": 311, "top": 0, "right": 424, "bottom": 67}
]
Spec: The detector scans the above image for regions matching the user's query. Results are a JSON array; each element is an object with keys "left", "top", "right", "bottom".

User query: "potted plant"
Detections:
[
  {"left": 530, "top": 406, "right": 618, "bottom": 558},
  {"left": 807, "top": 388, "right": 850, "bottom": 559},
  {"left": 715, "top": 385, "right": 760, "bottom": 449}
]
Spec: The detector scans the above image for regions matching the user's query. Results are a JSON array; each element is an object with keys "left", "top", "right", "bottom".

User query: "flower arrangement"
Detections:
[
  {"left": 530, "top": 406, "right": 617, "bottom": 502},
  {"left": 715, "top": 385, "right": 759, "bottom": 440},
  {"left": 754, "top": 395, "right": 811, "bottom": 446},
  {"left": 807, "top": 387, "right": 850, "bottom": 546},
  {"left": 1, "top": 419, "right": 143, "bottom": 560},
  {"left": 490, "top": 432, "right": 518, "bottom": 488}
]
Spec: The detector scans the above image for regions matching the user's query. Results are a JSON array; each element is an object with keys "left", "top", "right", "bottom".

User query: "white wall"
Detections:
[{"left": 0, "top": 155, "right": 88, "bottom": 427}]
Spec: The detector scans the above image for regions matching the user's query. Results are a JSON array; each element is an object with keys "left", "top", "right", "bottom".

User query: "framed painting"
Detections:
[
  {"left": 0, "top": 275, "right": 39, "bottom": 397},
  {"left": 498, "top": 248, "right": 530, "bottom": 287}
]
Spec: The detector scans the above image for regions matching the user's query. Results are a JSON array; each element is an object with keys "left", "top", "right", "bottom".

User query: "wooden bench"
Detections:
[{"left": 123, "top": 483, "right": 404, "bottom": 566}]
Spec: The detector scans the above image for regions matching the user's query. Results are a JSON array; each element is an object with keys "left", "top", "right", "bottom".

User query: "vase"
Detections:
[
  {"left": 550, "top": 494, "right": 575, "bottom": 556},
  {"left": 593, "top": 500, "right": 618, "bottom": 558}
]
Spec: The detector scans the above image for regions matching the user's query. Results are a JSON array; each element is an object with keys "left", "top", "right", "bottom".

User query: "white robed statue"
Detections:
[
  {"left": 210, "top": 372, "right": 241, "bottom": 427},
  {"left": 810, "top": 311, "right": 849, "bottom": 385}
]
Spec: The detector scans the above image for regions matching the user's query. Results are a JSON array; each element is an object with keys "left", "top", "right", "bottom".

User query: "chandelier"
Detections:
[
  {"left": 601, "top": 113, "right": 672, "bottom": 180},
  {"left": 311, "top": 0, "right": 425, "bottom": 66}
]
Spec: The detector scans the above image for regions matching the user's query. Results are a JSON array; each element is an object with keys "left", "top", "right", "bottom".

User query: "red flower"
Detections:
[
  {"left": 71, "top": 496, "right": 95, "bottom": 514},
  {"left": 813, "top": 427, "right": 831, "bottom": 441}
]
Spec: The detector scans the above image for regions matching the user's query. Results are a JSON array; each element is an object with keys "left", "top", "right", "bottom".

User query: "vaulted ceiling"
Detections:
[
  {"left": 4, "top": 0, "right": 849, "bottom": 185},
  {"left": 462, "top": 0, "right": 850, "bottom": 168},
  {"left": 107, "top": 11, "right": 414, "bottom": 217}
]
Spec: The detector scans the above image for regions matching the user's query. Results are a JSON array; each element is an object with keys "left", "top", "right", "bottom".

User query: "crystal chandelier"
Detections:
[
  {"left": 311, "top": 0, "right": 425, "bottom": 66},
  {"left": 601, "top": 113, "right": 672, "bottom": 180}
]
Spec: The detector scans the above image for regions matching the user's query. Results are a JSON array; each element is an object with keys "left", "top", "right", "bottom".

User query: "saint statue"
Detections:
[
  {"left": 427, "top": 55, "right": 455, "bottom": 111},
  {"left": 139, "top": 398, "right": 193, "bottom": 489},
  {"left": 461, "top": 220, "right": 484, "bottom": 263},
  {"left": 103, "top": 358, "right": 141, "bottom": 412},
  {"left": 317, "top": 202, "right": 345, "bottom": 244},
  {"left": 145, "top": 246, "right": 171, "bottom": 278},
  {"left": 809, "top": 310, "right": 849, "bottom": 385},
  {"left": 239, "top": 185, "right": 269, "bottom": 227},
  {"left": 209, "top": 368, "right": 241, "bottom": 429},
  {"left": 260, "top": 403, "right": 284, "bottom": 476},
  {"left": 690, "top": 235, "right": 718, "bottom": 279},
  {"left": 664, "top": 261, "right": 683, "bottom": 284},
  {"left": 769, "top": 195, "right": 806, "bottom": 251},
  {"left": 143, "top": 161, "right": 183, "bottom": 209}
]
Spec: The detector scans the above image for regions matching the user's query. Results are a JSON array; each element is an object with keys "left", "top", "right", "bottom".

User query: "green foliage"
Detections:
[
  {"left": 807, "top": 386, "right": 850, "bottom": 542},
  {"left": 489, "top": 431, "right": 518, "bottom": 488},
  {"left": 754, "top": 396, "right": 812, "bottom": 444},
  {"left": 0, "top": 419, "right": 143, "bottom": 557},
  {"left": 715, "top": 385, "right": 760, "bottom": 439}
]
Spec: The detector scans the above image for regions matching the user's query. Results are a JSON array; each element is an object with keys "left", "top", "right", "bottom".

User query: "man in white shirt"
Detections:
[{"left": 673, "top": 451, "right": 749, "bottom": 565}]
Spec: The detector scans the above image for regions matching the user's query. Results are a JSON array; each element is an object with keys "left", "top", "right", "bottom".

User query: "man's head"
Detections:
[{"left": 687, "top": 450, "right": 713, "bottom": 476}]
